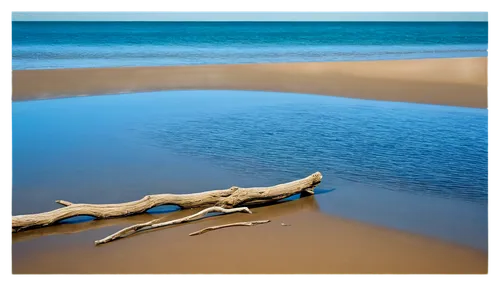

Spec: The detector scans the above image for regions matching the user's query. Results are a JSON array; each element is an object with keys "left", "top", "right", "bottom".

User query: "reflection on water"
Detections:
[{"left": 12, "top": 90, "right": 487, "bottom": 250}]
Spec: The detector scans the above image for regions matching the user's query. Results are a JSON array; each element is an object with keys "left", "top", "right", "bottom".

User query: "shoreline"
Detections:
[
  {"left": 12, "top": 57, "right": 487, "bottom": 108},
  {"left": 11, "top": 56, "right": 486, "bottom": 71}
]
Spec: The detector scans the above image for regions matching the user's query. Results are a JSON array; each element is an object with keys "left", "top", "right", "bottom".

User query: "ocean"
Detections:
[{"left": 12, "top": 21, "right": 488, "bottom": 69}]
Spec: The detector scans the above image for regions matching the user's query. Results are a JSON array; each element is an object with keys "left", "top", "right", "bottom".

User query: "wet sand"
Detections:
[
  {"left": 12, "top": 196, "right": 487, "bottom": 274},
  {"left": 12, "top": 57, "right": 487, "bottom": 108}
]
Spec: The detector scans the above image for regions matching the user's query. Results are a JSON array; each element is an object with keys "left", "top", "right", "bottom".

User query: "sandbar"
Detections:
[{"left": 12, "top": 57, "right": 487, "bottom": 108}]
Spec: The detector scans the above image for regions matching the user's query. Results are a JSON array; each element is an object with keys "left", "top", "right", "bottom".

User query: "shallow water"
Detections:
[{"left": 12, "top": 91, "right": 488, "bottom": 250}]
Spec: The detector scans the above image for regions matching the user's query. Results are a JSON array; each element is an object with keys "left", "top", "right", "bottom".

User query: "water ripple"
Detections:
[{"left": 143, "top": 91, "right": 488, "bottom": 204}]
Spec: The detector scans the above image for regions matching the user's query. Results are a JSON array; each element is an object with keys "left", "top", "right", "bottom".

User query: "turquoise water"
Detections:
[
  {"left": 12, "top": 91, "right": 488, "bottom": 250},
  {"left": 12, "top": 22, "right": 488, "bottom": 69}
]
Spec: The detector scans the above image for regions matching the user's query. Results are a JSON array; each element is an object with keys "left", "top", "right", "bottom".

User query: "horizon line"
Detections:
[{"left": 9, "top": 19, "right": 491, "bottom": 23}]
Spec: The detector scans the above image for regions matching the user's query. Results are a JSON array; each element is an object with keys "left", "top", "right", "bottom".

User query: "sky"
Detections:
[{"left": 12, "top": 12, "right": 488, "bottom": 22}]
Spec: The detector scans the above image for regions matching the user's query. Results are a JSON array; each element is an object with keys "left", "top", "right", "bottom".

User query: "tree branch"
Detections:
[
  {"left": 189, "top": 220, "right": 271, "bottom": 236},
  {"left": 94, "top": 206, "right": 252, "bottom": 245}
]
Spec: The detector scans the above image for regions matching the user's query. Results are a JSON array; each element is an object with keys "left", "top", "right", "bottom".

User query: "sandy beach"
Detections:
[
  {"left": 12, "top": 196, "right": 487, "bottom": 274},
  {"left": 12, "top": 57, "right": 487, "bottom": 108},
  {"left": 12, "top": 57, "right": 489, "bottom": 274}
]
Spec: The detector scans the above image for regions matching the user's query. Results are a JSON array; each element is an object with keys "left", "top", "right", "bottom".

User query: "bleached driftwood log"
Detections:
[
  {"left": 189, "top": 220, "right": 271, "bottom": 236},
  {"left": 95, "top": 206, "right": 251, "bottom": 245},
  {"left": 12, "top": 172, "right": 322, "bottom": 232},
  {"left": 13, "top": 195, "right": 320, "bottom": 244}
]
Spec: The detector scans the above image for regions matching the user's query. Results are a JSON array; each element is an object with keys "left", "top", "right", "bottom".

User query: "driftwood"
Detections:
[
  {"left": 12, "top": 172, "right": 322, "bottom": 232},
  {"left": 9, "top": 172, "right": 322, "bottom": 232},
  {"left": 95, "top": 206, "right": 251, "bottom": 245},
  {"left": 189, "top": 220, "right": 271, "bottom": 236},
  {"left": 13, "top": 195, "right": 320, "bottom": 244}
]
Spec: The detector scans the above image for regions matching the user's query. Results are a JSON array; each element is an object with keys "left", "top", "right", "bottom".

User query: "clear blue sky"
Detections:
[{"left": 12, "top": 12, "right": 488, "bottom": 21}]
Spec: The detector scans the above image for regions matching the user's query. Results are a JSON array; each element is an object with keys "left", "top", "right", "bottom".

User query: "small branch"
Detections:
[
  {"left": 95, "top": 206, "right": 251, "bottom": 245},
  {"left": 189, "top": 220, "right": 271, "bottom": 236},
  {"left": 55, "top": 200, "right": 72, "bottom": 206}
]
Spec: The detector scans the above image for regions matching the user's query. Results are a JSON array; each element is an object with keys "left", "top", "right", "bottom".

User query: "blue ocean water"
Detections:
[
  {"left": 12, "top": 21, "right": 488, "bottom": 70},
  {"left": 12, "top": 91, "right": 488, "bottom": 249}
]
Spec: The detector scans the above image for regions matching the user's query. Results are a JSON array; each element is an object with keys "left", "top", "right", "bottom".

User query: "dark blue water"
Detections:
[
  {"left": 12, "top": 91, "right": 488, "bottom": 249},
  {"left": 12, "top": 22, "right": 488, "bottom": 69}
]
